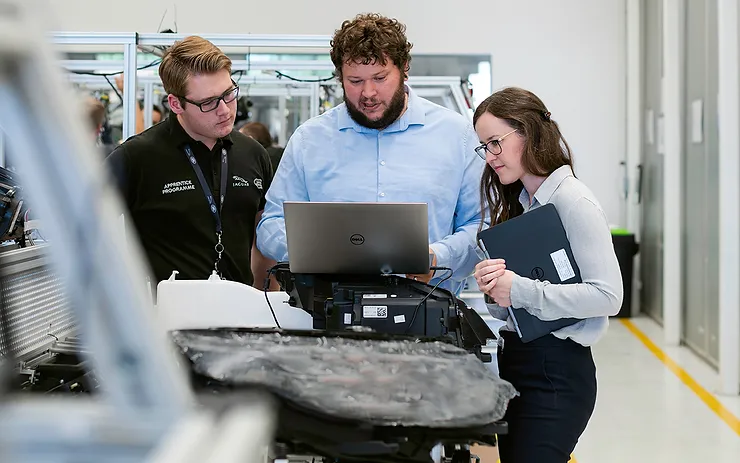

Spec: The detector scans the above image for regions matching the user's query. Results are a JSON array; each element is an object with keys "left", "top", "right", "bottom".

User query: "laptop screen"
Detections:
[{"left": 284, "top": 201, "right": 430, "bottom": 275}]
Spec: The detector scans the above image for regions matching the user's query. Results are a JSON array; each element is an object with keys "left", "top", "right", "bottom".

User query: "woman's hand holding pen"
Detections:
[{"left": 474, "top": 259, "right": 514, "bottom": 307}]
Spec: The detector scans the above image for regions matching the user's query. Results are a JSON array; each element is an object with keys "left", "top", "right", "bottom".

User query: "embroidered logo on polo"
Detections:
[
  {"left": 162, "top": 180, "right": 195, "bottom": 195},
  {"left": 254, "top": 178, "right": 263, "bottom": 190},
  {"left": 232, "top": 175, "right": 250, "bottom": 188}
]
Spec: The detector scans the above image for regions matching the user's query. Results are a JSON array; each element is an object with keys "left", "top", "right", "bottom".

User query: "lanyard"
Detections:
[{"left": 184, "top": 144, "right": 229, "bottom": 275}]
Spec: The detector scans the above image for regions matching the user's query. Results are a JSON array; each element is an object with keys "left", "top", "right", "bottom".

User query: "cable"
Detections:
[
  {"left": 230, "top": 69, "right": 335, "bottom": 86},
  {"left": 273, "top": 71, "right": 336, "bottom": 83},
  {"left": 263, "top": 276, "right": 281, "bottom": 329},
  {"left": 69, "top": 59, "right": 162, "bottom": 78},
  {"left": 263, "top": 264, "right": 286, "bottom": 329},
  {"left": 403, "top": 266, "right": 453, "bottom": 334},
  {"left": 103, "top": 75, "right": 122, "bottom": 103},
  {"left": 68, "top": 59, "right": 163, "bottom": 103}
]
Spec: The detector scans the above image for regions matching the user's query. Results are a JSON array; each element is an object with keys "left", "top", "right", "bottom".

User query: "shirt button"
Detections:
[
  {"left": 379, "top": 192, "right": 386, "bottom": 197},
  {"left": 380, "top": 160, "right": 386, "bottom": 166}
]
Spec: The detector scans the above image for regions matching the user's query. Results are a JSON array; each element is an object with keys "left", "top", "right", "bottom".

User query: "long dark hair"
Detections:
[{"left": 473, "top": 87, "right": 575, "bottom": 229}]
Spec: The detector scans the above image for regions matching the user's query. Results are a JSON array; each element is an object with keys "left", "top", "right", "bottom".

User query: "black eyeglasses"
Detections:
[
  {"left": 474, "top": 129, "right": 517, "bottom": 160},
  {"left": 178, "top": 80, "right": 240, "bottom": 113}
]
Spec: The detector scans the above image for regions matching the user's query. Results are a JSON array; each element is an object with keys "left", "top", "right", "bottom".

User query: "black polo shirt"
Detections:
[{"left": 106, "top": 115, "right": 273, "bottom": 285}]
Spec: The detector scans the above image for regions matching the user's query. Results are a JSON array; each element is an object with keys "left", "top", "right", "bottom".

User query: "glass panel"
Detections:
[
  {"left": 241, "top": 93, "right": 311, "bottom": 147},
  {"left": 411, "top": 87, "right": 459, "bottom": 113}
]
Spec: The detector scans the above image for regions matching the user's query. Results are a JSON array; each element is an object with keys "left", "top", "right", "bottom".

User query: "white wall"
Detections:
[{"left": 49, "top": 0, "right": 627, "bottom": 224}]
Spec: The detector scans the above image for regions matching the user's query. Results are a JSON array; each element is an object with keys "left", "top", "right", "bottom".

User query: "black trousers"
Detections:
[{"left": 496, "top": 331, "right": 597, "bottom": 463}]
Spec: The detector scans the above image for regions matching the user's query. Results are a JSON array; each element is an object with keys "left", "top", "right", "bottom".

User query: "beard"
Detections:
[{"left": 344, "top": 82, "right": 407, "bottom": 130}]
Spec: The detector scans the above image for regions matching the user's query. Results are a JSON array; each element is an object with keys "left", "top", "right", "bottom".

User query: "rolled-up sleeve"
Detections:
[{"left": 509, "top": 197, "right": 623, "bottom": 320}]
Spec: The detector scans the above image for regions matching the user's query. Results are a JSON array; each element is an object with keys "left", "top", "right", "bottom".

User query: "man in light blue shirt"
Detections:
[{"left": 256, "top": 13, "right": 485, "bottom": 293}]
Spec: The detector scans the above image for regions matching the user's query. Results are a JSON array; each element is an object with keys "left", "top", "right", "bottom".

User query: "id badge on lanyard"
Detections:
[{"left": 184, "top": 145, "right": 228, "bottom": 276}]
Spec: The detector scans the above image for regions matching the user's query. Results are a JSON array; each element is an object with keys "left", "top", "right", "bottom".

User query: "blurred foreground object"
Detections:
[{"left": 0, "top": 1, "right": 274, "bottom": 462}]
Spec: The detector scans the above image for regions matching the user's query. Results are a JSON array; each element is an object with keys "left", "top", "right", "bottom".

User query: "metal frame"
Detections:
[
  {"left": 136, "top": 33, "right": 332, "bottom": 49},
  {"left": 60, "top": 54, "right": 326, "bottom": 134},
  {"left": 143, "top": 80, "right": 154, "bottom": 128},
  {"left": 413, "top": 88, "right": 456, "bottom": 112},
  {"left": 53, "top": 33, "right": 139, "bottom": 141},
  {"left": 625, "top": 0, "right": 642, "bottom": 316},
  {"left": 407, "top": 76, "right": 472, "bottom": 118},
  {"left": 60, "top": 59, "right": 334, "bottom": 73},
  {"left": 660, "top": 0, "right": 683, "bottom": 348},
  {"left": 717, "top": 0, "right": 740, "bottom": 396},
  {"left": 67, "top": 72, "right": 319, "bottom": 89},
  {"left": 54, "top": 34, "right": 472, "bottom": 137},
  {"left": 54, "top": 32, "right": 331, "bottom": 142},
  {"left": 50, "top": 31, "right": 138, "bottom": 45}
]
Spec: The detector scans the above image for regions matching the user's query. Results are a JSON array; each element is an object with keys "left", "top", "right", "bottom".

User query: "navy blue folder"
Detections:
[{"left": 477, "top": 203, "right": 582, "bottom": 343}]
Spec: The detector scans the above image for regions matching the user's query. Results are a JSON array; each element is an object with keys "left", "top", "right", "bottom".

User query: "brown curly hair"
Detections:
[
  {"left": 473, "top": 87, "right": 575, "bottom": 230},
  {"left": 330, "top": 13, "right": 413, "bottom": 80}
]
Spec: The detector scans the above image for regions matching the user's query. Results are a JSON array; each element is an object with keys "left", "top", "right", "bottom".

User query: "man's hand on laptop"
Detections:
[{"left": 406, "top": 247, "right": 437, "bottom": 284}]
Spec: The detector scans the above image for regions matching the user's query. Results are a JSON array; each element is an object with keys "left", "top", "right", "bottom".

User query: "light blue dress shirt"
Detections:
[{"left": 256, "top": 86, "right": 486, "bottom": 293}]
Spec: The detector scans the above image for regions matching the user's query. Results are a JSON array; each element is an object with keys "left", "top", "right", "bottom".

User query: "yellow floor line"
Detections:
[
  {"left": 621, "top": 319, "right": 740, "bottom": 437},
  {"left": 496, "top": 454, "right": 577, "bottom": 462}
]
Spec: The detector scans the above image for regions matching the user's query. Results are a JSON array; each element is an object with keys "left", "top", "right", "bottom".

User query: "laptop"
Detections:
[
  {"left": 476, "top": 203, "right": 582, "bottom": 342},
  {"left": 284, "top": 201, "right": 430, "bottom": 275}
]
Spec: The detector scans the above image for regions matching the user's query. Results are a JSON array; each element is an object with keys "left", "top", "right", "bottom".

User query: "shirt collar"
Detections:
[
  {"left": 519, "top": 164, "right": 574, "bottom": 209},
  {"left": 337, "top": 84, "right": 426, "bottom": 133},
  {"left": 167, "top": 114, "right": 234, "bottom": 150}
]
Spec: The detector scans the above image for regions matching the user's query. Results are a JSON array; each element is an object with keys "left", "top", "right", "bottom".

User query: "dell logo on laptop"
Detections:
[
  {"left": 531, "top": 267, "right": 545, "bottom": 279},
  {"left": 350, "top": 234, "right": 365, "bottom": 245}
]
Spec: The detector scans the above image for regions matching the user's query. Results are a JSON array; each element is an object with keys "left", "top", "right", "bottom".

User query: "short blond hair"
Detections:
[{"left": 159, "top": 36, "right": 232, "bottom": 98}]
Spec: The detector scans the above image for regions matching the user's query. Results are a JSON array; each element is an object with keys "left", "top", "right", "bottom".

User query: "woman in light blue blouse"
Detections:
[{"left": 472, "top": 87, "right": 623, "bottom": 463}]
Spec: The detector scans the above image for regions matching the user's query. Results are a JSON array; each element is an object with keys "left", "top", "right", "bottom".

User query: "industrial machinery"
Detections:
[
  {"left": 0, "top": 166, "right": 24, "bottom": 245},
  {"left": 1, "top": 256, "right": 513, "bottom": 463},
  {"left": 244, "top": 268, "right": 514, "bottom": 463},
  {"left": 273, "top": 268, "right": 494, "bottom": 358}
]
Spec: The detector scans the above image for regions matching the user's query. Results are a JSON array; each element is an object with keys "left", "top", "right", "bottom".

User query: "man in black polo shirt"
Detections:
[{"left": 106, "top": 36, "right": 274, "bottom": 287}]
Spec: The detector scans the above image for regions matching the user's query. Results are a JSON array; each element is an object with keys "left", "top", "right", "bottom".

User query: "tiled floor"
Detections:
[
  {"left": 463, "top": 304, "right": 740, "bottom": 463},
  {"left": 575, "top": 316, "right": 740, "bottom": 462}
]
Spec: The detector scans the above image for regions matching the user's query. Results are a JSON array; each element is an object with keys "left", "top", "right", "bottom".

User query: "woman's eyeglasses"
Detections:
[{"left": 474, "top": 129, "right": 517, "bottom": 160}]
